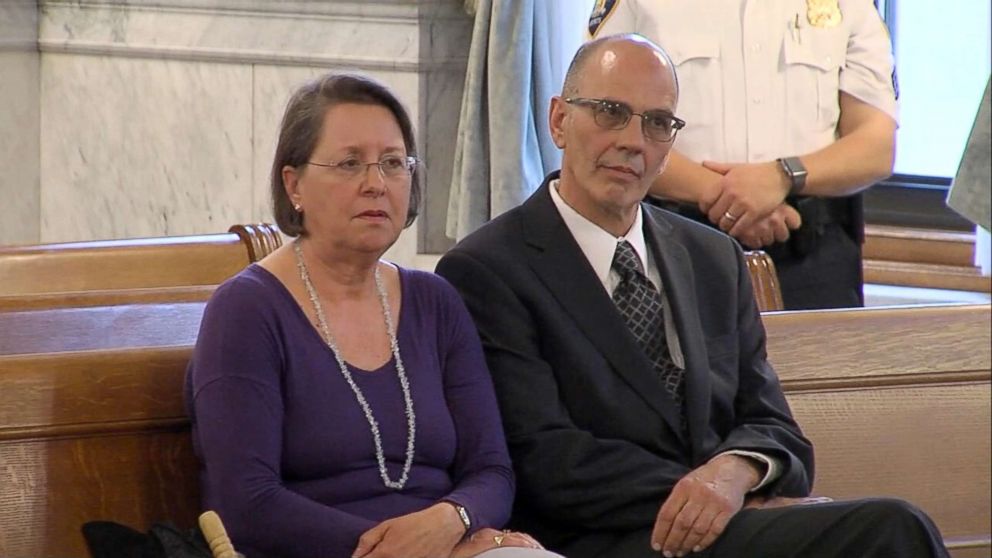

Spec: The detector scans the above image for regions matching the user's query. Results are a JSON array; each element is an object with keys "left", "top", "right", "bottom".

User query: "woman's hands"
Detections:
[
  {"left": 352, "top": 503, "right": 465, "bottom": 558},
  {"left": 449, "top": 528, "right": 545, "bottom": 558}
]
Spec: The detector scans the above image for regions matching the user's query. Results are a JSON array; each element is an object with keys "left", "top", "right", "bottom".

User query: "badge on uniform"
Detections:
[
  {"left": 806, "top": 0, "right": 842, "bottom": 27},
  {"left": 588, "top": 0, "right": 619, "bottom": 38}
]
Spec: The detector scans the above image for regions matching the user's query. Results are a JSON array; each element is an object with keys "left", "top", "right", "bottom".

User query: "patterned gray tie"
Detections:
[{"left": 611, "top": 241, "right": 685, "bottom": 408}]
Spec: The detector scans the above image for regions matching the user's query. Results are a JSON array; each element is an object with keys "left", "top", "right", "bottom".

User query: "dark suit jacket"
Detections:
[{"left": 435, "top": 172, "right": 814, "bottom": 550}]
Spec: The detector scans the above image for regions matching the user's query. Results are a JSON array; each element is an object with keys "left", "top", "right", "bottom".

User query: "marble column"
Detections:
[{"left": 0, "top": 0, "right": 40, "bottom": 246}]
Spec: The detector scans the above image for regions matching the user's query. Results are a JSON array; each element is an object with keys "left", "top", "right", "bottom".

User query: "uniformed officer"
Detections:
[{"left": 589, "top": 0, "right": 899, "bottom": 310}]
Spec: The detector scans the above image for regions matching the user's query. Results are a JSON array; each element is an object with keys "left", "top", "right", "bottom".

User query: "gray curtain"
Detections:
[{"left": 446, "top": 0, "right": 584, "bottom": 241}]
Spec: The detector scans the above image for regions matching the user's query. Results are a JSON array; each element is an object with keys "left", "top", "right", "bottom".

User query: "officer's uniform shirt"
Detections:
[{"left": 589, "top": 0, "right": 899, "bottom": 164}]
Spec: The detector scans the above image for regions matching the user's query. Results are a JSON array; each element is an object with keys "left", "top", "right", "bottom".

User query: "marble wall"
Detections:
[
  {"left": 18, "top": 0, "right": 471, "bottom": 267},
  {"left": 0, "top": 0, "right": 40, "bottom": 245}
]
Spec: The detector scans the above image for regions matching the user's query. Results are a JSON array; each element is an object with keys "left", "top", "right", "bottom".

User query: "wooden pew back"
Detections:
[
  {"left": 765, "top": 303, "right": 992, "bottom": 557},
  {"left": 0, "top": 295, "right": 986, "bottom": 556},
  {"left": 0, "top": 302, "right": 205, "bottom": 557},
  {"left": 0, "top": 224, "right": 281, "bottom": 308},
  {"left": 744, "top": 250, "right": 784, "bottom": 312}
]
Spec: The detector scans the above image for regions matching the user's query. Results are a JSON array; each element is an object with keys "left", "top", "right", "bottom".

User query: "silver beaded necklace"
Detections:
[{"left": 293, "top": 239, "right": 416, "bottom": 490}]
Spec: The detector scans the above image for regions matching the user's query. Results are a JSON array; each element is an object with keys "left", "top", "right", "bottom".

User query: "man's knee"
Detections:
[
  {"left": 848, "top": 498, "right": 945, "bottom": 554},
  {"left": 852, "top": 497, "right": 930, "bottom": 525}
]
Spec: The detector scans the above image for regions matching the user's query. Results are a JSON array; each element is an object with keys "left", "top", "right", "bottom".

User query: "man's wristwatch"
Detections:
[{"left": 777, "top": 156, "right": 808, "bottom": 196}]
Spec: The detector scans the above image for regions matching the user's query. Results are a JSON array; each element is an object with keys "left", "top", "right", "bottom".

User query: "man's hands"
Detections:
[
  {"left": 651, "top": 454, "right": 763, "bottom": 557},
  {"left": 352, "top": 503, "right": 465, "bottom": 558}
]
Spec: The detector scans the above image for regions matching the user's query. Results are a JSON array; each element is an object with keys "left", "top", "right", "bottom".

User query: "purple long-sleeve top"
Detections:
[{"left": 185, "top": 264, "right": 514, "bottom": 558}]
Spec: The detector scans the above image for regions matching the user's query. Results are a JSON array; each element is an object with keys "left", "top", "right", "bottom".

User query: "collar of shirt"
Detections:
[
  {"left": 549, "top": 178, "right": 653, "bottom": 293},
  {"left": 548, "top": 178, "right": 684, "bottom": 368}
]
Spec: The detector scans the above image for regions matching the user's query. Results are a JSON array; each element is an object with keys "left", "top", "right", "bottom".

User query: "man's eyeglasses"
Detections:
[
  {"left": 306, "top": 155, "right": 419, "bottom": 181},
  {"left": 564, "top": 97, "right": 686, "bottom": 143}
]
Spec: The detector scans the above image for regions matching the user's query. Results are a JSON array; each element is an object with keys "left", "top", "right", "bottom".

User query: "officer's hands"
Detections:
[
  {"left": 699, "top": 161, "right": 792, "bottom": 236},
  {"left": 651, "top": 454, "right": 762, "bottom": 557},
  {"left": 736, "top": 203, "right": 802, "bottom": 249}
]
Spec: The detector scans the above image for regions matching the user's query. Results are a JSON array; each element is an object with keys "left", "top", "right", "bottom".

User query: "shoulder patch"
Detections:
[{"left": 588, "top": 0, "right": 620, "bottom": 38}]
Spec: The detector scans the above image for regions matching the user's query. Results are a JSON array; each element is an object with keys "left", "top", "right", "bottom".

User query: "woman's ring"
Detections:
[
  {"left": 723, "top": 211, "right": 739, "bottom": 222},
  {"left": 494, "top": 533, "right": 505, "bottom": 547}
]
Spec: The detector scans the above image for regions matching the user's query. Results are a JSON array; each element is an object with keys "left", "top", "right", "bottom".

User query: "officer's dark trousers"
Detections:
[
  {"left": 771, "top": 223, "right": 864, "bottom": 310},
  {"left": 556, "top": 498, "right": 949, "bottom": 558}
]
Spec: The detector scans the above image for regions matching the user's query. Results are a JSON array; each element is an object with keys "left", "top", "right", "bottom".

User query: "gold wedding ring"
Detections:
[
  {"left": 494, "top": 533, "right": 506, "bottom": 547},
  {"left": 723, "top": 210, "right": 739, "bottom": 222}
]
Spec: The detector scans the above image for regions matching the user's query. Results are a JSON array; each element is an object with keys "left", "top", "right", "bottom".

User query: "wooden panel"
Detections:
[
  {"left": 0, "top": 235, "right": 249, "bottom": 296},
  {"left": 787, "top": 384, "right": 991, "bottom": 543},
  {"left": 0, "top": 348, "right": 190, "bottom": 437},
  {"left": 864, "top": 260, "right": 992, "bottom": 293},
  {"left": 764, "top": 304, "right": 992, "bottom": 386},
  {"left": 766, "top": 304, "right": 992, "bottom": 555},
  {"left": 0, "top": 285, "right": 217, "bottom": 311},
  {"left": 0, "top": 223, "right": 282, "bottom": 299},
  {"left": 864, "top": 224, "right": 976, "bottom": 267},
  {"left": 229, "top": 223, "right": 284, "bottom": 263},
  {"left": 0, "top": 431, "right": 199, "bottom": 558},
  {"left": 744, "top": 250, "right": 784, "bottom": 312},
  {"left": 0, "top": 302, "right": 206, "bottom": 356},
  {"left": 945, "top": 541, "right": 992, "bottom": 558},
  {"left": 862, "top": 225, "right": 989, "bottom": 292}
]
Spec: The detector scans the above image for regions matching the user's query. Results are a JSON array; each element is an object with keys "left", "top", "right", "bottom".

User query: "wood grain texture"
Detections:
[
  {"left": 0, "top": 235, "right": 248, "bottom": 295},
  {"left": 744, "top": 250, "right": 785, "bottom": 312},
  {"left": 229, "top": 223, "right": 283, "bottom": 263},
  {"left": 0, "top": 223, "right": 281, "bottom": 300},
  {"left": 788, "top": 385, "right": 990, "bottom": 540},
  {"left": 0, "top": 291, "right": 986, "bottom": 555},
  {"left": 764, "top": 304, "right": 991, "bottom": 384},
  {"left": 766, "top": 304, "right": 992, "bottom": 554},
  {"left": 862, "top": 225, "right": 989, "bottom": 292},
  {"left": 0, "top": 302, "right": 206, "bottom": 355},
  {"left": 0, "top": 432, "right": 199, "bottom": 558},
  {"left": 0, "top": 285, "right": 217, "bottom": 311},
  {"left": 864, "top": 224, "right": 976, "bottom": 267},
  {"left": 864, "top": 260, "right": 991, "bottom": 292},
  {"left": 0, "top": 348, "right": 191, "bottom": 436}
]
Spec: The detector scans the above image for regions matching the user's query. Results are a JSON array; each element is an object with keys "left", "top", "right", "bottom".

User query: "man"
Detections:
[
  {"left": 436, "top": 35, "right": 946, "bottom": 558},
  {"left": 588, "top": 0, "right": 899, "bottom": 310}
]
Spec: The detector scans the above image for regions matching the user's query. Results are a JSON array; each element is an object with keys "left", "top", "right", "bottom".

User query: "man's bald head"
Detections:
[{"left": 561, "top": 33, "right": 679, "bottom": 99}]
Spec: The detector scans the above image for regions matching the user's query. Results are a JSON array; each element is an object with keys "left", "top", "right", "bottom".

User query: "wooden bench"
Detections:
[
  {"left": 744, "top": 250, "right": 784, "bottom": 312},
  {"left": 863, "top": 224, "right": 991, "bottom": 293},
  {"left": 765, "top": 303, "right": 992, "bottom": 558},
  {"left": 0, "top": 223, "right": 282, "bottom": 310},
  {"left": 0, "top": 301, "right": 205, "bottom": 557},
  {"left": 1, "top": 297, "right": 986, "bottom": 556}
]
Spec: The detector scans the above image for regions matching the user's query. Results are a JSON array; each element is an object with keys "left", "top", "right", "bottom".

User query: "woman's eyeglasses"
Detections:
[{"left": 306, "top": 155, "right": 419, "bottom": 181}]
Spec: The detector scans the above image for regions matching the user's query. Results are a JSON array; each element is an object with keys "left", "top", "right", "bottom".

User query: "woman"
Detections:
[{"left": 185, "top": 74, "right": 560, "bottom": 558}]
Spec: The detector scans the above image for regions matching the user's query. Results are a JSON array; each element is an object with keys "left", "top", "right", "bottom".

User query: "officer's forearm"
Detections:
[
  {"left": 792, "top": 92, "right": 897, "bottom": 198},
  {"left": 650, "top": 150, "right": 722, "bottom": 205}
]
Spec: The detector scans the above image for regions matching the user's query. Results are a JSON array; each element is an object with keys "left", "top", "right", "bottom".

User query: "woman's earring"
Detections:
[{"left": 293, "top": 203, "right": 302, "bottom": 212}]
